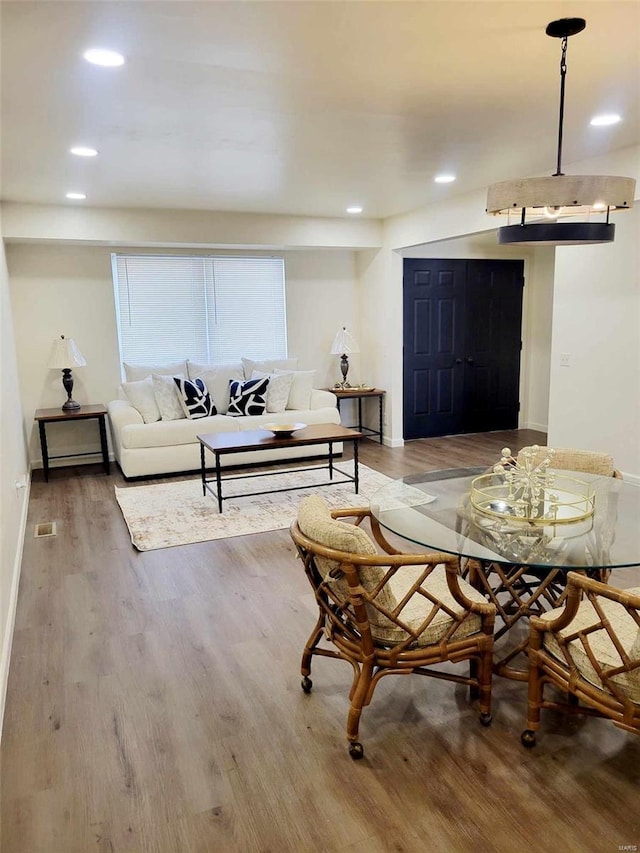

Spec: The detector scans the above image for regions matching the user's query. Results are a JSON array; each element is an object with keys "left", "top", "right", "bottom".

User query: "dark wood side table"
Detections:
[
  {"left": 327, "top": 387, "right": 385, "bottom": 444},
  {"left": 34, "top": 404, "right": 110, "bottom": 482}
]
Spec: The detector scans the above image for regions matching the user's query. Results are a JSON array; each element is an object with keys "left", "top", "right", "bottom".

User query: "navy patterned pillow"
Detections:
[
  {"left": 174, "top": 377, "right": 217, "bottom": 419},
  {"left": 227, "top": 377, "right": 269, "bottom": 416}
]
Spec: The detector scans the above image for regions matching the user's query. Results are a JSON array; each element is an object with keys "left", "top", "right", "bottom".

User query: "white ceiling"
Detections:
[{"left": 1, "top": 1, "right": 638, "bottom": 220}]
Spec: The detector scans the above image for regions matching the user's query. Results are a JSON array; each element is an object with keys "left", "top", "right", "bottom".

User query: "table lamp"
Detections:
[
  {"left": 330, "top": 326, "right": 359, "bottom": 388},
  {"left": 48, "top": 335, "right": 87, "bottom": 410}
]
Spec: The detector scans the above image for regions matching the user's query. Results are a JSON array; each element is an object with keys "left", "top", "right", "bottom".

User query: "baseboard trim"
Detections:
[
  {"left": 0, "top": 469, "right": 31, "bottom": 741},
  {"left": 384, "top": 437, "right": 405, "bottom": 448},
  {"left": 522, "top": 421, "right": 548, "bottom": 433}
]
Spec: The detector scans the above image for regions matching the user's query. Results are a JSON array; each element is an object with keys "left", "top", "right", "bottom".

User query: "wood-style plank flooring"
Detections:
[{"left": 2, "top": 429, "right": 639, "bottom": 853}]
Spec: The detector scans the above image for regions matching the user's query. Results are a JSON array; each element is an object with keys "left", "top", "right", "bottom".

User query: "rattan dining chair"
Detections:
[
  {"left": 516, "top": 445, "right": 622, "bottom": 480},
  {"left": 522, "top": 571, "right": 640, "bottom": 746},
  {"left": 290, "top": 495, "right": 496, "bottom": 759}
]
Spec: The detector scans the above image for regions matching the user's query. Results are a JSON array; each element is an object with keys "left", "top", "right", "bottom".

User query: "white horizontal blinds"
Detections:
[
  {"left": 115, "top": 255, "right": 209, "bottom": 364},
  {"left": 207, "top": 257, "right": 287, "bottom": 362},
  {"left": 113, "top": 254, "right": 287, "bottom": 366}
]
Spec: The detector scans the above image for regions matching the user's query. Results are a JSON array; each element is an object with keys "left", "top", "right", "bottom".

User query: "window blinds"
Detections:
[{"left": 112, "top": 254, "right": 287, "bottom": 366}]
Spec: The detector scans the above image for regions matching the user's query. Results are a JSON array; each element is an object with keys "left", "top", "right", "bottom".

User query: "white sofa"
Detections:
[{"left": 108, "top": 358, "right": 340, "bottom": 479}]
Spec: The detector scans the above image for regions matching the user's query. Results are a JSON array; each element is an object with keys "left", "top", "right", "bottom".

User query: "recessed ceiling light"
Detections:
[
  {"left": 346, "top": 206, "right": 363, "bottom": 214},
  {"left": 66, "top": 192, "right": 86, "bottom": 200},
  {"left": 590, "top": 113, "right": 621, "bottom": 127},
  {"left": 434, "top": 174, "right": 456, "bottom": 184},
  {"left": 70, "top": 146, "right": 98, "bottom": 157},
  {"left": 83, "top": 48, "right": 125, "bottom": 67}
]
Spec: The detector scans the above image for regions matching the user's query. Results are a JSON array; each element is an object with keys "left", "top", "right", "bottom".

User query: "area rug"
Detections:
[{"left": 115, "top": 463, "right": 392, "bottom": 551}]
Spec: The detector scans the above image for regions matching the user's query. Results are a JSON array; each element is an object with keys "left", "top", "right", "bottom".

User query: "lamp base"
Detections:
[{"left": 61, "top": 368, "right": 81, "bottom": 411}]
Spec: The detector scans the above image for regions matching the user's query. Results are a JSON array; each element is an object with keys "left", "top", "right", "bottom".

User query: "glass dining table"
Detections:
[{"left": 369, "top": 466, "right": 640, "bottom": 679}]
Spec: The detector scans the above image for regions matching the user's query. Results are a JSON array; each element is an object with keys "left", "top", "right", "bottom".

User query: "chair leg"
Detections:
[
  {"left": 478, "top": 649, "right": 493, "bottom": 726},
  {"left": 469, "top": 656, "right": 480, "bottom": 700},
  {"left": 346, "top": 660, "right": 374, "bottom": 760},
  {"left": 300, "top": 612, "right": 325, "bottom": 692},
  {"left": 522, "top": 658, "right": 543, "bottom": 747}
]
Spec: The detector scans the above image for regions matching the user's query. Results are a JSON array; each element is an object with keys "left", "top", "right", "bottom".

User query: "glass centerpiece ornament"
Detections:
[{"left": 470, "top": 446, "right": 595, "bottom": 525}]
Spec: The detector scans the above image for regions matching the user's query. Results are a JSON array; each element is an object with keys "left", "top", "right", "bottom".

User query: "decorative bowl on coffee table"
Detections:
[{"left": 262, "top": 422, "right": 307, "bottom": 437}]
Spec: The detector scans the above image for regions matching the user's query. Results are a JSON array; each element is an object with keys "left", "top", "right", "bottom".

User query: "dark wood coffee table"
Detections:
[{"left": 197, "top": 423, "right": 363, "bottom": 512}]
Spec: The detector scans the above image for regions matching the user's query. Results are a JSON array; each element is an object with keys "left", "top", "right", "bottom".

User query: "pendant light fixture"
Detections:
[{"left": 486, "top": 18, "right": 635, "bottom": 246}]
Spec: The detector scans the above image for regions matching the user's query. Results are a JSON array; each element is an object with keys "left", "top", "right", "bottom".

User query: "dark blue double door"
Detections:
[{"left": 403, "top": 258, "right": 524, "bottom": 439}]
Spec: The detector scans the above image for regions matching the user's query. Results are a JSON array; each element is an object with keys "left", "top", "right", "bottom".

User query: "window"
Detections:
[{"left": 112, "top": 254, "right": 287, "bottom": 366}]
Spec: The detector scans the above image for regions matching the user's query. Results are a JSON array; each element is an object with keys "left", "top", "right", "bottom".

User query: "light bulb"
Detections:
[{"left": 543, "top": 206, "right": 563, "bottom": 219}]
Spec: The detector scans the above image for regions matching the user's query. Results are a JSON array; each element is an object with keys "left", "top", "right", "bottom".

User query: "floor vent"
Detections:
[{"left": 34, "top": 522, "right": 57, "bottom": 538}]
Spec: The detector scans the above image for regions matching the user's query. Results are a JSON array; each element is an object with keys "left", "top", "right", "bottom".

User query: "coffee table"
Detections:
[{"left": 197, "top": 423, "right": 363, "bottom": 512}]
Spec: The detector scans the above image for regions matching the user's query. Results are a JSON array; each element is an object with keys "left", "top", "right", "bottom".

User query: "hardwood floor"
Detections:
[{"left": 2, "top": 429, "right": 639, "bottom": 853}]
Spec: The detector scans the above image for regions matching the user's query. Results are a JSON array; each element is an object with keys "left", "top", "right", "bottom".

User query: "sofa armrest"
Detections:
[
  {"left": 108, "top": 398, "right": 144, "bottom": 429},
  {"left": 310, "top": 389, "right": 337, "bottom": 409}
]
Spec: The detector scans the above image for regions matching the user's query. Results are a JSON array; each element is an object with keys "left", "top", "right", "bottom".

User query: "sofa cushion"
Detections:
[
  {"left": 187, "top": 361, "right": 244, "bottom": 414},
  {"left": 174, "top": 377, "right": 217, "bottom": 419},
  {"left": 251, "top": 369, "right": 294, "bottom": 413},
  {"left": 120, "top": 415, "right": 239, "bottom": 450},
  {"left": 122, "top": 377, "right": 161, "bottom": 423},
  {"left": 124, "top": 360, "right": 188, "bottom": 382},
  {"left": 227, "top": 377, "right": 269, "bottom": 416},
  {"left": 276, "top": 369, "right": 315, "bottom": 409},
  {"left": 241, "top": 356, "right": 298, "bottom": 379},
  {"left": 152, "top": 374, "right": 186, "bottom": 421}
]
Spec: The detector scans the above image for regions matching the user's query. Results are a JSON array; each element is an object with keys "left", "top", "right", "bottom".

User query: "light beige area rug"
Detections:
[{"left": 115, "top": 463, "right": 392, "bottom": 551}]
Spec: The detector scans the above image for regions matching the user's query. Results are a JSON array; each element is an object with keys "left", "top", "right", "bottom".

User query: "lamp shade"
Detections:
[
  {"left": 47, "top": 335, "right": 87, "bottom": 369},
  {"left": 330, "top": 326, "right": 359, "bottom": 355}
]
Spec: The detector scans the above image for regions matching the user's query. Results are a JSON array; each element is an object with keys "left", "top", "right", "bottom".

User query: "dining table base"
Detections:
[{"left": 466, "top": 559, "right": 608, "bottom": 680}]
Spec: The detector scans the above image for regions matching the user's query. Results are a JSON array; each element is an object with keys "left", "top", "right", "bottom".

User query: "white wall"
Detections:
[
  {"left": 6, "top": 243, "right": 360, "bottom": 467},
  {"left": 0, "top": 230, "right": 30, "bottom": 735},
  {"left": 549, "top": 205, "right": 640, "bottom": 476}
]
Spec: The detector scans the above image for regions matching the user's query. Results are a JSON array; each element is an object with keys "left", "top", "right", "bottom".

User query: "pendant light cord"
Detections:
[{"left": 554, "top": 35, "right": 568, "bottom": 176}]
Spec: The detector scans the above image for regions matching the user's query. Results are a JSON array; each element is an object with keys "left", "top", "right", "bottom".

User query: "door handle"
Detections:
[
  {"left": 455, "top": 358, "right": 463, "bottom": 364},
  {"left": 466, "top": 357, "right": 475, "bottom": 364}
]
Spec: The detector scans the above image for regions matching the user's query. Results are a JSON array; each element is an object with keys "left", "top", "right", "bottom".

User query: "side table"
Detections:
[
  {"left": 34, "top": 404, "right": 110, "bottom": 482},
  {"left": 327, "top": 387, "right": 385, "bottom": 444}
]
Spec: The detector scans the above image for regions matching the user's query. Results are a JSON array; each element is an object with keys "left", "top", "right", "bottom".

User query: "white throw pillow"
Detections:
[
  {"left": 187, "top": 361, "right": 244, "bottom": 414},
  {"left": 122, "top": 377, "right": 161, "bottom": 423},
  {"left": 152, "top": 374, "right": 186, "bottom": 421},
  {"left": 251, "top": 370, "right": 294, "bottom": 413},
  {"left": 241, "top": 356, "right": 298, "bottom": 380},
  {"left": 124, "top": 360, "right": 188, "bottom": 382},
  {"left": 275, "top": 369, "right": 315, "bottom": 410}
]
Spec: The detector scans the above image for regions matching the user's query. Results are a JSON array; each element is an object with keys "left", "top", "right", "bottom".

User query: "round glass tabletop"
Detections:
[{"left": 369, "top": 467, "right": 640, "bottom": 571}]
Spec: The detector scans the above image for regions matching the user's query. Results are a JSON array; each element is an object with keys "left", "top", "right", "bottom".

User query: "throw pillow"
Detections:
[
  {"left": 241, "top": 357, "right": 298, "bottom": 380},
  {"left": 187, "top": 361, "right": 244, "bottom": 414},
  {"left": 124, "top": 360, "right": 188, "bottom": 382},
  {"left": 251, "top": 370, "right": 294, "bottom": 413},
  {"left": 174, "top": 377, "right": 217, "bottom": 419},
  {"left": 227, "top": 377, "right": 269, "bottom": 416},
  {"left": 152, "top": 373, "right": 186, "bottom": 421},
  {"left": 275, "top": 368, "right": 315, "bottom": 410},
  {"left": 122, "top": 377, "right": 161, "bottom": 423}
]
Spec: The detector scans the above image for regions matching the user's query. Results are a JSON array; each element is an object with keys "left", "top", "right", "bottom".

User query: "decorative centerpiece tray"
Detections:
[{"left": 470, "top": 446, "right": 595, "bottom": 525}]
